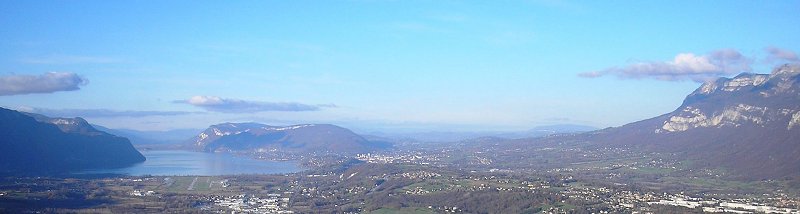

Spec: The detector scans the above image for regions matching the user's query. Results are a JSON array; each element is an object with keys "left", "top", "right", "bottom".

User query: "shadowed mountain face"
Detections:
[
  {"left": 0, "top": 108, "right": 145, "bottom": 175},
  {"left": 189, "top": 123, "right": 390, "bottom": 154},
  {"left": 586, "top": 64, "right": 800, "bottom": 179}
]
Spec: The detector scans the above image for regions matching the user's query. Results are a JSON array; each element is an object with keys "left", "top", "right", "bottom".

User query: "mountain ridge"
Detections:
[
  {"left": 0, "top": 108, "right": 145, "bottom": 175},
  {"left": 189, "top": 122, "right": 390, "bottom": 154},
  {"left": 583, "top": 64, "right": 800, "bottom": 179}
]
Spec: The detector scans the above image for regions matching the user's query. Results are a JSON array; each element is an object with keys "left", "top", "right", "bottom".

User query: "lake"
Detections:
[{"left": 75, "top": 150, "right": 304, "bottom": 176}]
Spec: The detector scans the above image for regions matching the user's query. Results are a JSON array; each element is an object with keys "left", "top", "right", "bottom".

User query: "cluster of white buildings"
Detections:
[
  {"left": 559, "top": 184, "right": 800, "bottom": 213},
  {"left": 214, "top": 193, "right": 293, "bottom": 213},
  {"left": 128, "top": 190, "right": 156, "bottom": 197},
  {"left": 400, "top": 171, "right": 441, "bottom": 179},
  {"left": 647, "top": 194, "right": 799, "bottom": 214},
  {"left": 355, "top": 152, "right": 441, "bottom": 165}
]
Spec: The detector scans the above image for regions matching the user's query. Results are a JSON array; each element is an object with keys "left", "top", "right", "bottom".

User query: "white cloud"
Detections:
[
  {"left": 175, "top": 96, "right": 333, "bottom": 113},
  {"left": 20, "top": 107, "right": 195, "bottom": 118},
  {"left": 579, "top": 49, "right": 752, "bottom": 82},
  {"left": 765, "top": 46, "right": 799, "bottom": 63},
  {"left": 0, "top": 72, "right": 87, "bottom": 96}
]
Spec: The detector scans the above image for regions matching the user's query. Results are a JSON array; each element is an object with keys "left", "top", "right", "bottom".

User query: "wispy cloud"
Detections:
[
  {"left": 765, "top": 46, "right": 799, "bottom": 63},
  {"left": 0, "top": 72, "right": 87, "bottom": 96},
  {"left": 19, "top": 55, "right": 122, "bottom": 64},
  {"left": 19, "top": 107, "right": 196, "bottom": 118},
  {"left": 174, "top": 96, "right": 334, "bottom": 113},
  {"left": 579, "top": 49, "right": 752, "bottom": 82}
]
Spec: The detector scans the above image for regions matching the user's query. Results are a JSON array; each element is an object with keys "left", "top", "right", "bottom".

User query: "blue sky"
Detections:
[{"left": 1, "top": 0, "right": 799, "bottom": 132}]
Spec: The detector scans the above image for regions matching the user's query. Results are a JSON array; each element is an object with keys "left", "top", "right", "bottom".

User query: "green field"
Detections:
[
  {"left": 368, "top": 207, "right": 437, "bottom": 214},
  {"left": 164, "top": 177, "right": 221, "bottom": 193}
]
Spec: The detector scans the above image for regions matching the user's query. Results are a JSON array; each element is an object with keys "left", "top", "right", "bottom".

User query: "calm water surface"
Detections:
[{"left": 77, "top": 150, "right": 303, "bottom": 176}]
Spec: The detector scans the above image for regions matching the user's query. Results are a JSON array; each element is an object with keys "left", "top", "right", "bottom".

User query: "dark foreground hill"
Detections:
[
  {"left": 0, "top": 108, "right": 145, "bottom": 175},
  {"left": 189, "top": 123, "right": 390, "bottom": 154},
  {"left": 584, "top": 64, "right": 800, "bottom": 179}
]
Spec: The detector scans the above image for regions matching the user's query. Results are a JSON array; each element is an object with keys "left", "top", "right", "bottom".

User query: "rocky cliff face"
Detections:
[
  {"left": 658, "top": 64, "right": 800, "bottom": 133},
  {"left": 587, "top": 64, "right": 800, "bottom": 179},
  {"left": 0, "top": 108, "right": 145, "bottom": 175}
]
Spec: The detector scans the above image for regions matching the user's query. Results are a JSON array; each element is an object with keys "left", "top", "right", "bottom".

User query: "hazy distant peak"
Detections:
[{"left": 769, "top": 63, "right": 800, "bottom": 78}]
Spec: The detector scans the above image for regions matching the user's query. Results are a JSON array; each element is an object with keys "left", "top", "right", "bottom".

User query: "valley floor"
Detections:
[{"left": 2, "top": 140, "right": 799, "bottom": 213}]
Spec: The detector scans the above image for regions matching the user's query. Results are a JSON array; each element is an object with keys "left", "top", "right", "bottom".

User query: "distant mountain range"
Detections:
[
  {"left": 189, "top": 123, "right": 391, "bottom": 154},
  {"left": 583, "top": 64, "right": 800, "bottom": 179},
  {"left": 366, "top": 124, "right": 597, "bottom": 142},
  {"left": 92, "top": 125, "right": 201, "bottom": 145},
  {"left": 0, "top": 108, "right": 145, "bottom": 175}
]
